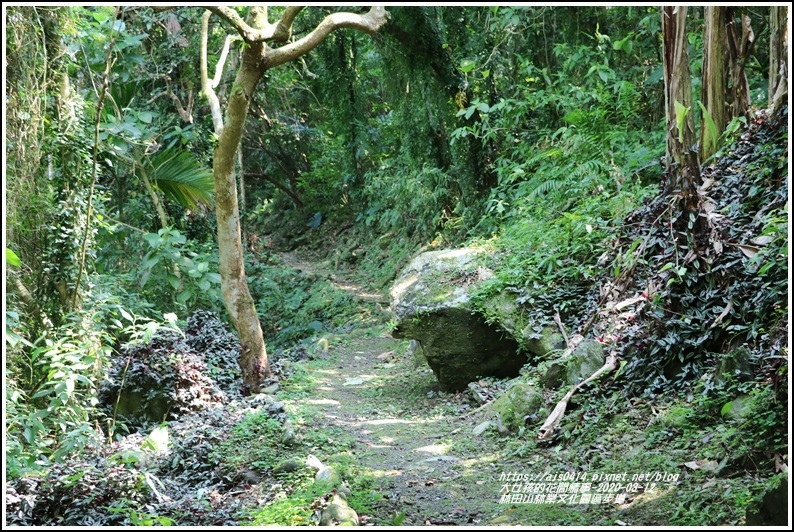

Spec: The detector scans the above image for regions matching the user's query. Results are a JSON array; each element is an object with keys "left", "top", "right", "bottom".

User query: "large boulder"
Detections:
[
  {"left": 390, "top": 248, "right": 524, "bottom": 391},
  {"left": 477, "top": 290, "right": 566, "bottom": 357}
]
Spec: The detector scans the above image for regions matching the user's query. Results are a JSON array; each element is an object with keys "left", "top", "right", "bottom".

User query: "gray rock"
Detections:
[
  {"left": 261, "top": 382, "right": 280, "bottom": 395},
  {"left": 320, "top": 493, "right": 359, "bottom": 526},
  {"left": 315, "top": 467, "right": 341, "bottom": 486},
  {"left": 491, "top": 381, "right": 544, "bottom": 431},
  {"left": 721, "top": 394, "right": 752, "bottom": 421},
  {"left": 273, "top": 458, "right": 304, "bottom": 474},
  {"left": 390, "top": 248, "right": 525, "bottom": 391},
  {"left": 565, "top": 340, "right": 605, "bottom": 385},
  {"left": 473, "top": 421, "right": 493, "bottom": 436},
  {"left": 746, "top": 475, "right": 787, "bottom": 526},
  {"left": 266, "top": 401, "right": 285, "bottom": 415},
  {"left": 714, "top": 346, "right": 753, "bottom": 383},
  {"left": 477, "top": 291, "right": 565, "bottom": 357}
]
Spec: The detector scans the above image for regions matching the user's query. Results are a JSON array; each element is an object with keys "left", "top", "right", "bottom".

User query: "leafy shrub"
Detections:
[
  {"left": 6, "top": 449, "right": 153, "bottom": 526},
  {"left": 183, "top": 310, "right": 242, "bottom": 392},
  {"left": 137, "top": 227, "right": 224, "bottom": 312},
  {"left": 98, "top": 320, "right": 230, "bottom": 432}
]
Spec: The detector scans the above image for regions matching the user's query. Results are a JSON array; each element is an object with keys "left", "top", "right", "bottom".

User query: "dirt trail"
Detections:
[
  {"left": 278, "top": 250, "right": 386, "bottom": 304},
  {"left": 275, "top": 250, "right": 522, "bottom": 525},
  {"left": 296, "top": 332, "right": 513, "bottom": 526}
]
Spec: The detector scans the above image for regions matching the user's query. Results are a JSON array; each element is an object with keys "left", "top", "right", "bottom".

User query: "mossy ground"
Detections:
[{"left": 222, "top": 317, "right": 783, "bottom": 526}]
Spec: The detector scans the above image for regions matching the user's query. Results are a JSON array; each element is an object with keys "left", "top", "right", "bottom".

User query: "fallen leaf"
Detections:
[
  {"left": 698, "top": 177, "right": 716, "bottom": 192},
  {"left": 684, "top": 459, "right": 719, "bottom": 471},
  {"left": 709, "top": 300, "right": 733, "bottom": 329},
  {"left": 614, "top": 295, "right": 645, "bottom": 311},
  {"left": 751, "top": 235, "right": 775, "bottom": 246},
  {"left": 736, "top": 244, "right": 759, "bottom": 258}
]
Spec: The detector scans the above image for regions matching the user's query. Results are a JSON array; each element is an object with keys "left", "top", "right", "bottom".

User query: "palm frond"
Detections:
[{"left": 147, "top": 149, "right": 215, "bottom": 209}]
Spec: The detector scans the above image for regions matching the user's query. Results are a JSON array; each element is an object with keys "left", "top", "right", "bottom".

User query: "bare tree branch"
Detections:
[
  {"left": 148, "top": 75, "right": 194, "bottom": 123},
  {"left": 213, "top": 34, "right": 240, "bottom": 89},
  {"left": 273, "top": 6, "right": 305, "bottom": 42},
  {"left": 206, "top": 6, "right": 307, "bottom": 44},
  {"left": 266, "top": 7, "right": 389, "bottom": 68},
  {"left": 201, "top": 11, "right": 225, "bottom": 134}
]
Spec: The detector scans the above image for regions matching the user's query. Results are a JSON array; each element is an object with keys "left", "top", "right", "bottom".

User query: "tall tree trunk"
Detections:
[
  {"left": 139, "top": 167, "right": 170, "bottom": 230},
  {"left": 700, "top": 7, "right": 728, "bottom": 162},
  {"left": 214, "top": 44, "right": 272, "bottom": 394},
  {"left": 726, "top": 9, "right": 754, "bottom": 120},
  {"left": 662, "top": 6, "right": 700, "bottom": 217},
  {"left": 768, "top": 6, "right": 788, "bottom": 114},
  {"left": 201, "top": 7, "right": 389, "bottom": 393}
]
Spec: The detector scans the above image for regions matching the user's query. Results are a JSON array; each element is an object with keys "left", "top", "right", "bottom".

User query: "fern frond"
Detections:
[{"left": 146, "top": 149, "right": 215, "bottom": 210}]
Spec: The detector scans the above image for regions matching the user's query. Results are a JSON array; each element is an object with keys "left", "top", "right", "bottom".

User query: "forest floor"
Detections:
[{"left": 252, "top": 251, "right": 686, "bottom": 526}]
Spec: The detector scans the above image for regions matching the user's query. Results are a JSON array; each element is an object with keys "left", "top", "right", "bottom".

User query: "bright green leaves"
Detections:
[
  {"left": 613, "top": 33, "right": 634, "bottom": 54},
  {"left": 674, "top": 99, "right": 690, "bottom": 144},
  {"left": 459, "top": 58, "right": 476, "bottom": 73},
  {"left": 139, "top": 228, "right": 222, "bottom": 309},
  {"left": 697, "top": 101, "right": 721, "bottom": 157},
  {"left": 145, "top": 149, "right": 215, "bottom": 210},
  {"left": 6, "top": 247, "right": 21, "bottom": 267}
]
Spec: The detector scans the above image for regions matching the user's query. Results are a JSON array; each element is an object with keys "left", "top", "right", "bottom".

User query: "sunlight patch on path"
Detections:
[{"left": 306, "top": 398, "right": 340, "bottom": 406}]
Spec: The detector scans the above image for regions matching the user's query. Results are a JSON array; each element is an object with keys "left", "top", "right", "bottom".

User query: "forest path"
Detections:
[
  {"left": 277, "top": 250, "right": 386, "bottom": 304},
  {"left": 269, "top": 248, "right": 626, "bottom": 525},
  {"left": 274, "top": 250, "right": 516, "bottom": 524},
  {"left": 287, "top": 330, "right": 514, "bottom": 526}
]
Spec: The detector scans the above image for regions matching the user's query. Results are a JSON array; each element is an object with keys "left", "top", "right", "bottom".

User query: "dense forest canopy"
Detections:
[{"left": 4, "top": 5, "right": 789, "bottom": 527}]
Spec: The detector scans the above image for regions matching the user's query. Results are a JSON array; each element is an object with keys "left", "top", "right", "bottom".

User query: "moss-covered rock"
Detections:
[
  {"left": 713, "top": 346, "right": 753, "bottom": 384},
  {"left": 477, "top": 291, "right": 566, "bottom": 357},
  {"left": 565, "top": 340, "right": 605, "bottom": 384},
  {"left": 491, "top": 381, "right": 544, "bottom": 430},
  {"left": 391, "top": 248, "right": 525, "bottom": 391},
  {"left": 523, "top": 325, "right": 567, "bottom": 358}
]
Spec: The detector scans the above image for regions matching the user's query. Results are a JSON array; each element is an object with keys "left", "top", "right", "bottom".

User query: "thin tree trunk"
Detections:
[
  {"left": 726, "top": 9, "right": 754, "bottom": 120},
  {"left": 768, "top": 7, "right": 788, "bottom": 114},
  {"left": 214, "top": 45, "right": 272, "bottom": 393},
  {"left": 140, "top": 167, "right": 170, "bottom": 230},
  {"left": 662, "top": 6, "right": 700, "bottom": 217},
  {"left": 700, "top": 7, "right": 728, "bottom": 162}
]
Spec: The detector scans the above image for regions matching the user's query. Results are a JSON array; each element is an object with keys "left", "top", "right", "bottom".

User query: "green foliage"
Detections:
[
  {"left": 5, "top": 312, "right": 112, "bottom": 477},
  {"left": 210, "top": 409, "right": 284, "bottom": 476},
  {"left": 142, "top": 148, "right": 215, "bottom": 210},
  {"left": 138, "top": 227, "right": 223, "bottom": 311},
  {"left": 246, "top": 257, "right": 381, "bottom": 348},
  {"left": 359, "top": 164, "right": 455, "bottom": 239}
]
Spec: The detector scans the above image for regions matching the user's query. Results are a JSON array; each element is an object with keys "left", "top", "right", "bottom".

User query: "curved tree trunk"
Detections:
[
  {"left": 201, "top": 7, "right": 389, "bottom": 393},
  {"left": 213, "top": 43, "right": 272, "bottom": 393}
]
